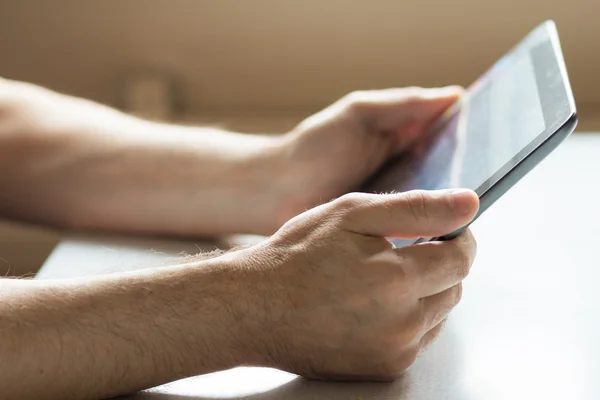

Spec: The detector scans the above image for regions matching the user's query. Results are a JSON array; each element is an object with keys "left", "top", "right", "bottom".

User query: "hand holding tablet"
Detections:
[{"left": 361, "top": 20, "right": 577, "bottom": 247}]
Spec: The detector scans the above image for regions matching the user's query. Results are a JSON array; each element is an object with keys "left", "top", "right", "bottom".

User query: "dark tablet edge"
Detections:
[{"left": 421, "top": 112, "right": 578, "bottom": 244}]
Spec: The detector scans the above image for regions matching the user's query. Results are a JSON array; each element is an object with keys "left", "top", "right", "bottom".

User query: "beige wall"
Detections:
[
  {"left": 0, "top": 1, "right": 598, "bottom": 274},
  {"left": 0, "top": 0, "right": 599, "bottom": 128}
]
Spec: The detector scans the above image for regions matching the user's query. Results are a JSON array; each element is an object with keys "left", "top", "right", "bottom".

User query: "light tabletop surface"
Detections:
[{"left": 38, "top": 134, "right": 600, "bottom": 400}]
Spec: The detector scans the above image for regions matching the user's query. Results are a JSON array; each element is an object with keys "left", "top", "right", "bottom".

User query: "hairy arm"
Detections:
[
  {"left": 0, "top": 78, "right": 291, "bottom": 236},
  {"left": 0, "top": 251, "right": 262, "bottom": 400}
]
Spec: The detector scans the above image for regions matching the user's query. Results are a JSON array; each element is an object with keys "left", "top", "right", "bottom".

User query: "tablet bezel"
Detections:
[{"left": 472, "top": 20, "right": 576, "bottom": 199}]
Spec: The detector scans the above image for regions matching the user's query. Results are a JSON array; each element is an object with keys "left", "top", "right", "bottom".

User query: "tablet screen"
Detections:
[
  {"left": 363, "top": 51, "right": 546, "bottom": 196},
  {"left": 360, "top": 21, "right": 576, "bottom": 247}
]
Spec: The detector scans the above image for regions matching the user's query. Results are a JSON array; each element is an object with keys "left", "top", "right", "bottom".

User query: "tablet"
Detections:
[{"left": 360, "top": 20, "right": 577, "bottom": 248}]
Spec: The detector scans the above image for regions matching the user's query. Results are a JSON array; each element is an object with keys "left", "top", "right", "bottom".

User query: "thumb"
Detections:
[
  {"left": 348, "top": 86, "right": 464, "bottom": 133},
  {"left": 337, "top": 189, "right": 479, "bottom": 239}
]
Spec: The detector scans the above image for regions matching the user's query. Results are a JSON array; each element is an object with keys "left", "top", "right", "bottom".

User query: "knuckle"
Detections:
[
  {"left": 402, "top": 85, "right": 421, "bottom": 93},
  {"left": 455, "top": 252, "right": 471, "bottom": 280},
  {"left": 443, "top": 237, "right": 475, "bottom": 281},
  {"left": 419, "top": 320, "right": 446, "bottom": 351},
  {"left": 381, "top": 197, "right": 396, "bottom": 217},
  {"left": 333, "top": 192, "right": 372, "bottom": 214},
  {"left": 399, "top": 86, "right": 425, "bottom": 105},
  {"left": 467, "top": 230, "right": 478, "bottom": 257},
  {"left": 343, "top": 90, "right": 371, "bottom": 111},
  {"left": 404, "top": 190, "right": 430, "bottom": 223},
  {"left": 451, "top": 283, "right": 463, "bottom": 306},
  {"left": 453, "top": 242, "right": 474, "bottom": 279}
]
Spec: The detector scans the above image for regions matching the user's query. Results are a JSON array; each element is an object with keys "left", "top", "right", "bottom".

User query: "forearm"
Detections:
[
  {"left": 0, "top": 79, "right": 290, "bottom": 235},
  {"left": 0, "top": 253, "right": 257, "bottom": 400}
]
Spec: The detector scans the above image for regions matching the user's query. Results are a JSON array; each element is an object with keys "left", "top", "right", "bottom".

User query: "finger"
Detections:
[
  {"left": 420, "top": 318, "right": 448, "bottom": 351},
  {"left": 346, "top": 86, "right": 464, "bottom": 132},
  {"left": 397, "top": 230, "right": 476, "bottom": 297},
  {"left": 421, "top": 283, "right": 462, "bottom": 334},
  {"left": 338, "top": 189, "right": 479, "bottom": 239}
]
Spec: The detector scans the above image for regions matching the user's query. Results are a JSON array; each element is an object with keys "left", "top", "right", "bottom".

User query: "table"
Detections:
[{"left": 38, "top": 134, "right": 600, "bottom": 400}]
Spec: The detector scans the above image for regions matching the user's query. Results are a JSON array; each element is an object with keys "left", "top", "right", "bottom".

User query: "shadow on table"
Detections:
[{"left": 130, "top": 327, "right": 468, "bottom": 400}]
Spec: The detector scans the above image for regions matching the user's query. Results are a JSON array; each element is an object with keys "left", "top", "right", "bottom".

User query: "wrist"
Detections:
[
  {"left": 127, "top": 253, "right": 263, "bottom": 373},
  {"left": 224, "top": 132, "right": 297, "bottom": 235},
  {"left": 184, "top": 248, "right": 274, "bottom": 368},
  {"left": 260, "top": 133, "right": 326, "bottom": 230}
]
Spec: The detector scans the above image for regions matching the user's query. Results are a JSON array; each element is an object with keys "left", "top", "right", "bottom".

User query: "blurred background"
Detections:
[{"left": 0, "top": 0, "right": 598, "bottom": 275}]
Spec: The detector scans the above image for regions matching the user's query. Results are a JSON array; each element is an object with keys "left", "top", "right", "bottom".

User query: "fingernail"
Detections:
[{"left": 450, "top": 189, "right": 476, "bottom": 215}]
